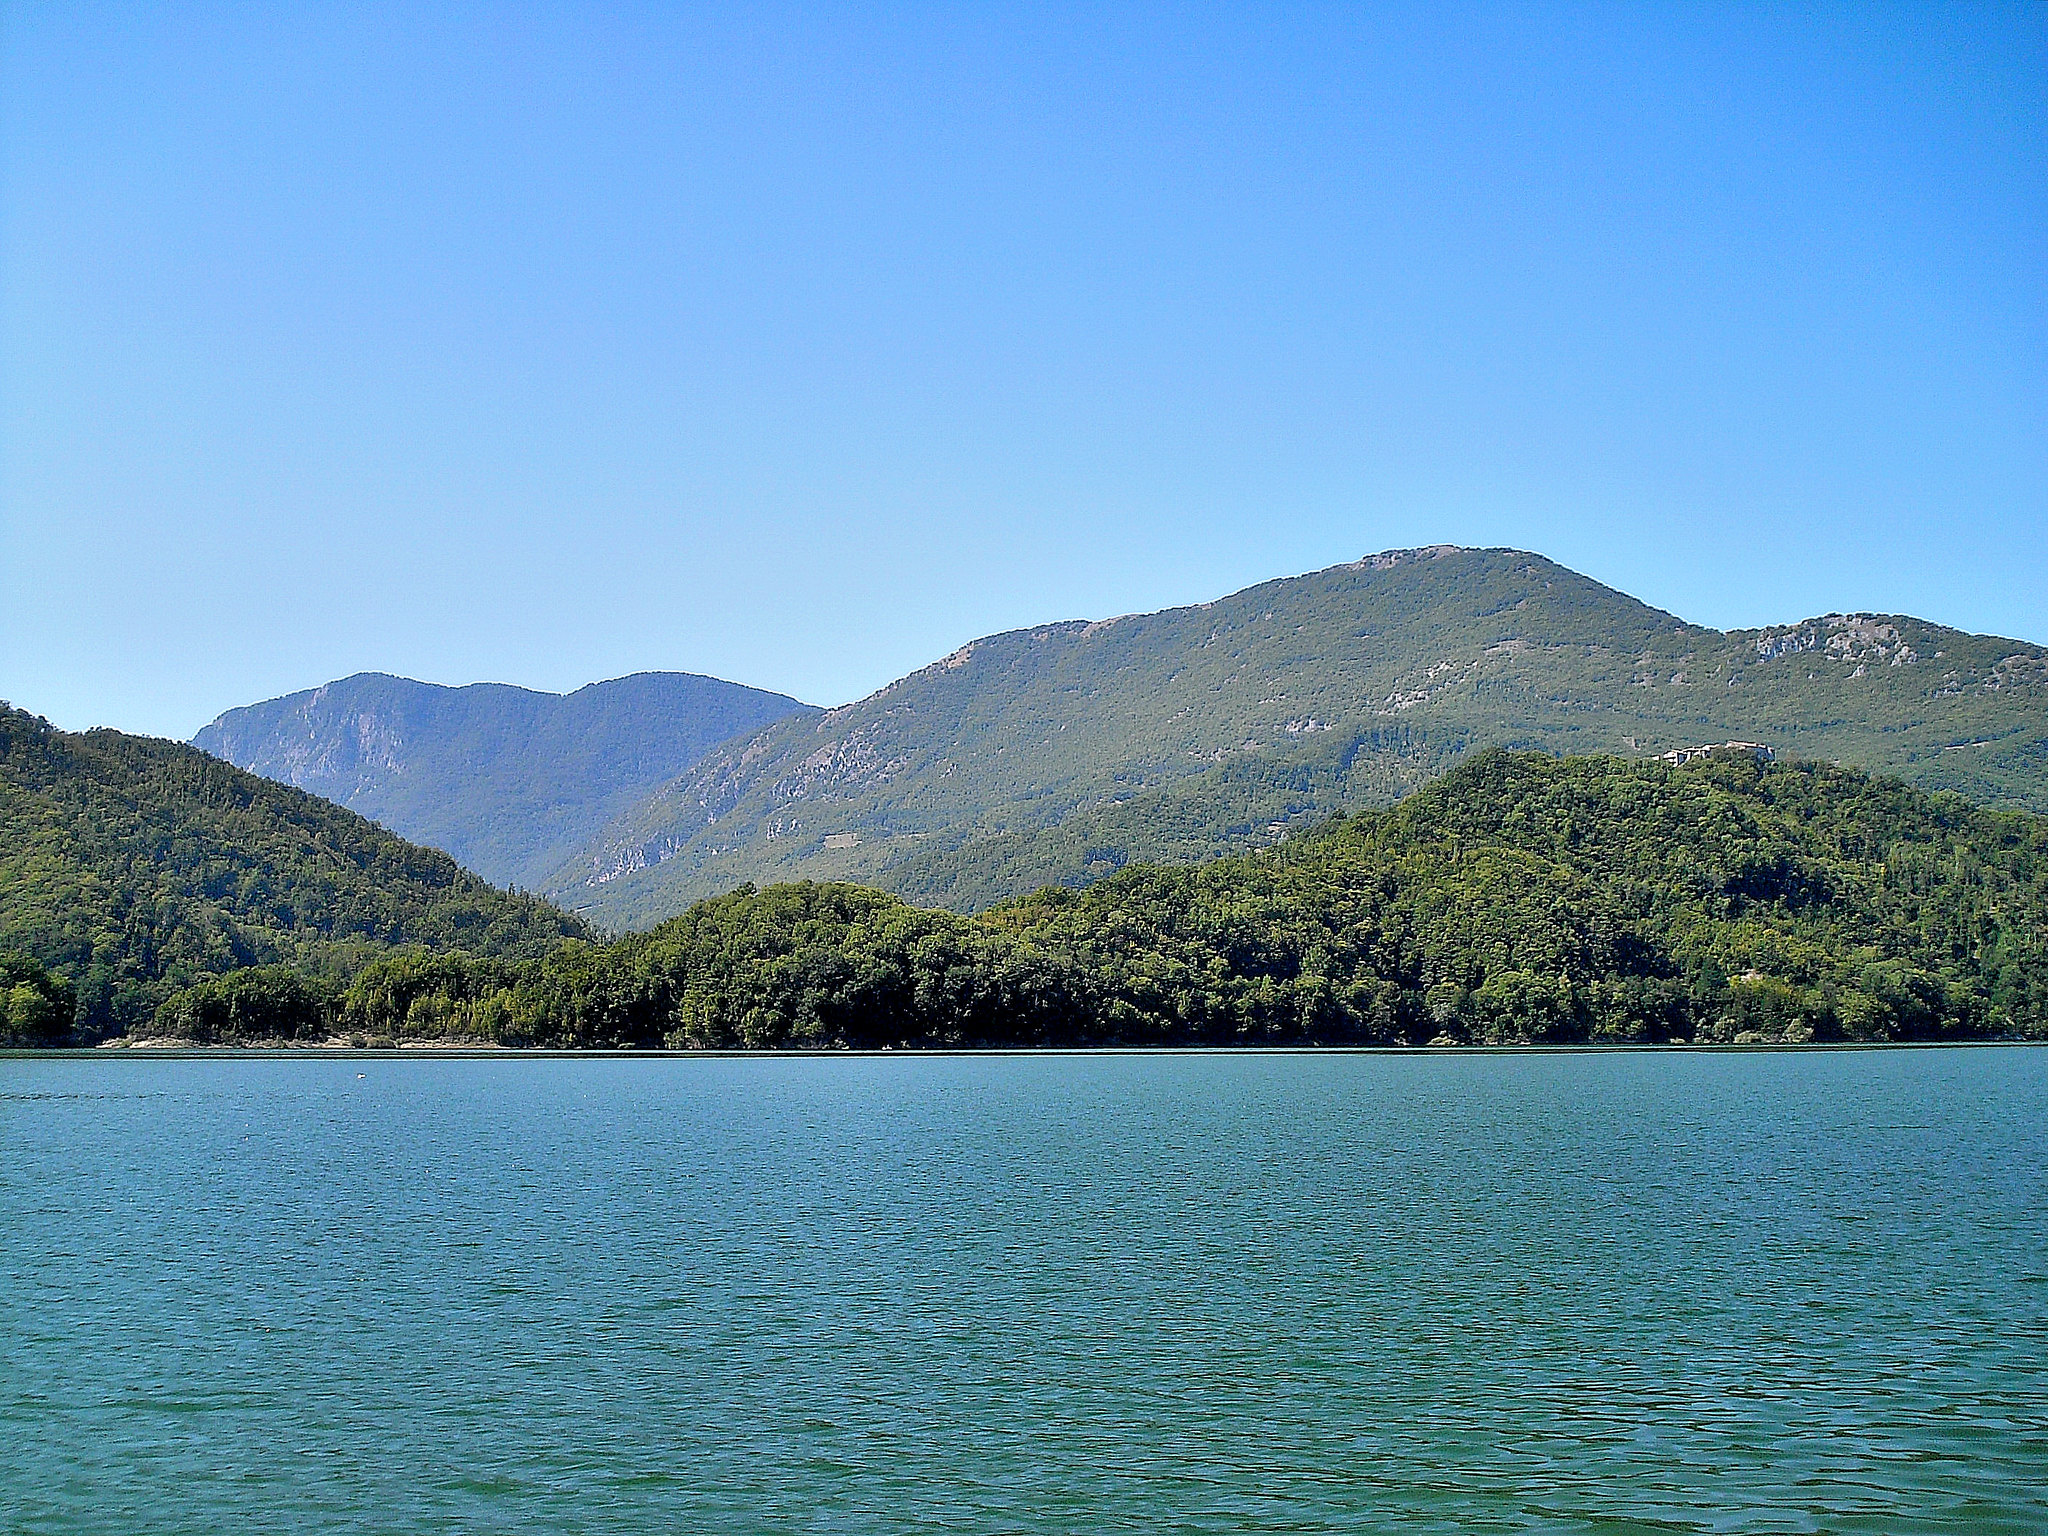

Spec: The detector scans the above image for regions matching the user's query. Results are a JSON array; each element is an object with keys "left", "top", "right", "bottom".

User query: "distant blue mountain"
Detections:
[{"left": 195, "top": 672, "right": 812, "bottom": 891}]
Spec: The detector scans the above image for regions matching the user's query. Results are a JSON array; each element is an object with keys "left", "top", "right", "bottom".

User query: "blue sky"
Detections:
[{"left": 3, "top": 2, "right": 2042, "bottom": 738}]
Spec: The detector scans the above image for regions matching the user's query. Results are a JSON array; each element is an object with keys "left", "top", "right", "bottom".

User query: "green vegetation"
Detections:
[
  {"left": 12, "top": 680, "right": 2044, "bottom": 1051},
  {"left": 1, "top": 952, "right": 74, "bottom": 1047},
  {"left": 319, "top": 752, "right": 2046, "bottom": 1049},
  {"left": 336, "top": 886, "right": 1081, "bottom": 1048},
  {"left": 987, "top": 751, "right": 2047, "bottom": 1045},
  {"left": 547, "top": 547, "right": 2048, "bottom": 928},
  {"left": 194, "top": 670, "right": 811, "bottom": 890},
  {"left": 0, "top": 705, "right": 590, "bottom": 1040},
  {"left": 153, "top": 966, "right": 336, "bottom": 1046}
]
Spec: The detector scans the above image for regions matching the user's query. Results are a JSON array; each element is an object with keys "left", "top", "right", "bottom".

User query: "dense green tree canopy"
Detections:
[
  {"left": 0, "top": 952, "right": 74, "bottom": 1047},
  {"left": 13, "top": 721, "right": 2041, "bottom": 1050},
  {"left": 326, "top": 752, "right": 2046, "bottom": 1051},
  {"left": 0, "top": 705, "right": 589, "bottom": 1037},
  {"left": 986, "top": 751, "right": 2047, "bottom": 1046}
]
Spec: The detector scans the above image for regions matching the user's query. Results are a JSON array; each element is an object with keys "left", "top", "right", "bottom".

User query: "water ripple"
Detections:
[{"left": 2, "top": 1048, "right": 2044, "bottom": 1533}]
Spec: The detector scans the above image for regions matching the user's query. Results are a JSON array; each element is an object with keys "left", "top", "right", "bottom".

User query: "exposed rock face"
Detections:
[
  {"left": 197, "top": 687, "right": 410, "bottom": 804},
  {"left": 1752, "top": 615, "right": 1920, "bottom": 669}
]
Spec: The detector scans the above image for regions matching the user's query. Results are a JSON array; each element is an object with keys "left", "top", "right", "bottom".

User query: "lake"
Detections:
[{"left": 3, "top": 1048, "right": 2044, "bottom": 1533}]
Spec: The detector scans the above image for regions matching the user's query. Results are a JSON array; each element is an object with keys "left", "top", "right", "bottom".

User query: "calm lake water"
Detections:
[{"left": 2, "top": 1049, "right": 2044, "bottom": 1534}]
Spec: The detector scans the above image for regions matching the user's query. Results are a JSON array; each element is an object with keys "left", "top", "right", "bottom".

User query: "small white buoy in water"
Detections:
[{"left": 356, "top": 1073, "right": 365, "bottom": 1079}]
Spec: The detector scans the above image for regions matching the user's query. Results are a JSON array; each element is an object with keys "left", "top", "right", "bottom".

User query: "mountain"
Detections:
[
  {"left": 549, "top": 547, "right": 2048, "bottom": 926},
  {"left": 194, "top": 671, "right": 811, "bottom": 890},
  {"left": 0, "top": 705, "right": 589, "bottom": 1039},
  {"left": 341, "top": 751, "right": 2048, "bottom": 1048}
]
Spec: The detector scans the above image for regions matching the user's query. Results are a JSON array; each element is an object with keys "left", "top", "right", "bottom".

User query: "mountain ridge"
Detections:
[
  {"left": 546, "top": 546, "right": 2048, "bottom": 925},
  {"left": 194, "top": 669, "right": 812, "bottom": 890}
]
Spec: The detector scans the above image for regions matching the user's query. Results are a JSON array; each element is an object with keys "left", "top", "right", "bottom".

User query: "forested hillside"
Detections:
[
  {"left": 550, "top": 547, "right": 2048, "bottom": 926},
  {"left": 195, "top": 670, "right": 810, "bottom": 889},
  {"left": 310, "top": 752, "right": 2046, "bottom": 1050},
  {"left": 0, "top": 706, "right": 588, "bottom": 1040}
]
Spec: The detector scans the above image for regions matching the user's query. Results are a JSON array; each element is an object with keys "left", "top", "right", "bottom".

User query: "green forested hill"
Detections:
[
  {"left": 985, "top": 750, "right": 2048, "bottom": 1045},
  {"left": 0, "top": 706, "right": 589, "bottom": 1038},
  {"left": 339, "top": 751, "right": 2048, "bottom": 1048},
  {"left": 194, "top": 670, "right": 811, "bottom": 889},
  {"left": 551, "top": 547, "right": 2048, "bottom": 926}
]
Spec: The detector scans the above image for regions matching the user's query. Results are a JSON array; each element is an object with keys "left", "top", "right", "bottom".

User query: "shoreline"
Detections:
[{"left": 4, "top": 1040, "right": 2042, "bottom": 1061}]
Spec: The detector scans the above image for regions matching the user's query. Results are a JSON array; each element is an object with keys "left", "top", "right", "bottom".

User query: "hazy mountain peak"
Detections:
[{"left": 195, "top": 670, "right": 813, "bottom": 889}]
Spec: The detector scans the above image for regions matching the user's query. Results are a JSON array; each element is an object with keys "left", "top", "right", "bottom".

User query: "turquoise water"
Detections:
[{"left": 2, "top": 1049, "right": 2044, "bottom": 1534}]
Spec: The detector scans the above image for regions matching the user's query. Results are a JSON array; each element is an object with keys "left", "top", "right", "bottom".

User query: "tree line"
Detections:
[
  {"left": 23, "top": 749, "right": 2033, "bottom": 1051},
  {"left": 0, "top": 704, "right": 588, "bottom": 1040}
]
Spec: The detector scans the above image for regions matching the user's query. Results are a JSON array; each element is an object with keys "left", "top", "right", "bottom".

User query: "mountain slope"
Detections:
[
  {"left": 346, "top": 751, "right": 2048, "bottom": 1048},
  {"left": 195, "top": 671, "right": 811, "bottom": 889},
  {"left": 552, "top": 547, "right": 2048, "bottom": 926},
  {"left": 980, "top": 749, "right": 2048, "bottom": 1045},
  {"left": 0, "top": 705, "right": 589, "bottom": 1037}
]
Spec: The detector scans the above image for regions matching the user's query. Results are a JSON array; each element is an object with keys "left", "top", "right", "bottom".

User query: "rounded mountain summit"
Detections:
[{"left": 196, "top": 549, "right": 2048, "bottom": 928}]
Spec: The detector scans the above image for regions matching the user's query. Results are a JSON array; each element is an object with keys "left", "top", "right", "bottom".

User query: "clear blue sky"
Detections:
[{"left": 3, "top": 2, "right": 2042, "bottom": 739}]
